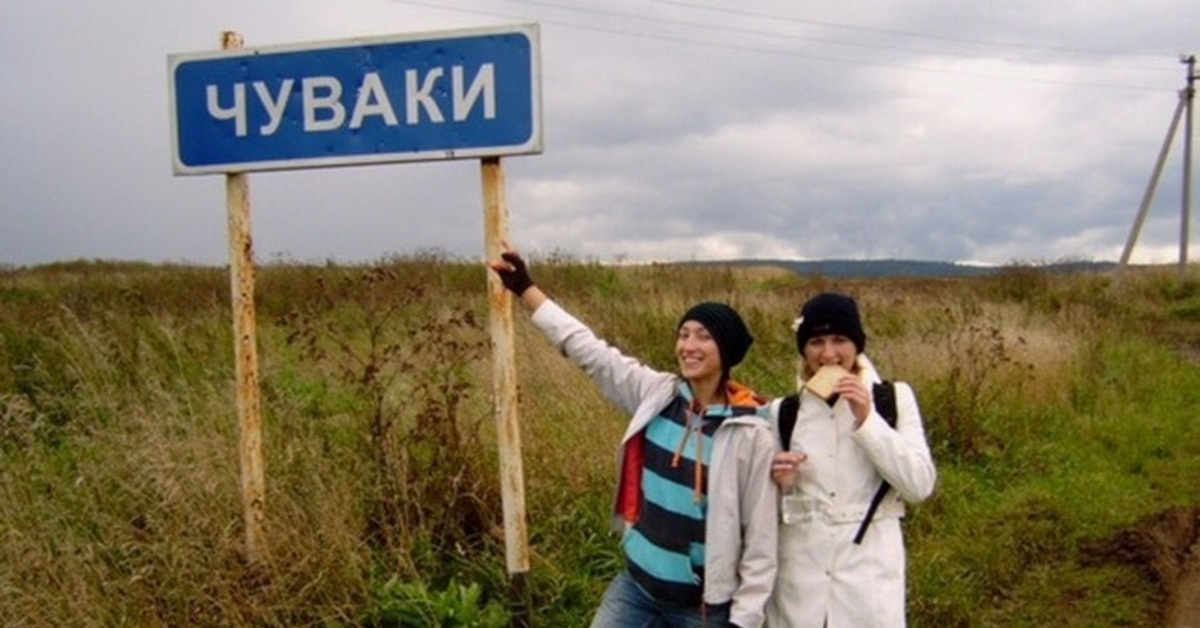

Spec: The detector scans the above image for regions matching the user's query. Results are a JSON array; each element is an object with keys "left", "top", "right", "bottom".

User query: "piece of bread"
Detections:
[{"left": 806, "top": 364, "right": 850, "bottom": 400}]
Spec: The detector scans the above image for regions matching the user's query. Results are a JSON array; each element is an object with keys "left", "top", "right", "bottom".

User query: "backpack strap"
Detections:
[
  {"left": 776, "top": 394, "right": 801, "bottom": 452},
  {"left": 872, "top": 381, "right": 898, "bottom": 428},
  {"left": 775, "top": 382, "right": 898, "bottom": 543},
  {"left": 854, "top": 380, "right": 898, "bottom": 545},
  {"left": 775, "top": 382, "right": 896, "bottom": 450}
]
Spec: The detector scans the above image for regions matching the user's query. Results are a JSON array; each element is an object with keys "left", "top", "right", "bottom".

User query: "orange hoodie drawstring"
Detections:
[{"left": 671, "top": 398, "right": 706, "bottom": 503}]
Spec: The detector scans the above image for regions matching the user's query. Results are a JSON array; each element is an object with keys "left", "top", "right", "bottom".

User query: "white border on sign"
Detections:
[{"left": 167, "top": 23, "right": 543, "bottom": 176}]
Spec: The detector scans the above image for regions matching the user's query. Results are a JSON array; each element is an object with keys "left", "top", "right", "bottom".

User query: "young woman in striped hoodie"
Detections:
[{"left": 491, "top": 247, "right": 779, "bottom": 628}]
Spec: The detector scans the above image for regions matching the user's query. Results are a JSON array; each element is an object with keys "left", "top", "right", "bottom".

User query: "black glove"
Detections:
[{"left": 495, "top": 251, "right": 535, "bottom": 296}]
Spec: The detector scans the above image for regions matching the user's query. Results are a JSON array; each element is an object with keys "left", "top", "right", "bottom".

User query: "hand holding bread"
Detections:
[
  {"left": 806, "top": 364, "right": 850, "bottom": 400},
  {"left": 807, "top": 364, "right": 875, "bottom": 426}
]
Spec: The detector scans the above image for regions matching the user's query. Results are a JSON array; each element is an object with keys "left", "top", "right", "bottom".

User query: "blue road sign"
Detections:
[{"left": 168, "top": 24, "right": 541, "bottom": 175}]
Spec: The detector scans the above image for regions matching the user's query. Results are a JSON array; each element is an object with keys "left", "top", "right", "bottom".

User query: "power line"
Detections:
[
  {"left": 389, "top": 0, "right": 1180, "bottom": 92},
  {"left": 653, "top": 0, "right": 1132, "bottom": 58},
  {"left": 509, "top": 0, "right": 1176, "bottom": 70},
  {"left": 502, "top": 0, "right": 1033, "bottom": 62}
]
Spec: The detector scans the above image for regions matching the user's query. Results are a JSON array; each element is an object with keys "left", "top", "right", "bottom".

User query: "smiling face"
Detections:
[
  {"left": 676, "top": 320, "right": 723, "bottom": 386},
  {"left": 802, "top": 333, "right": 858, "bottom": 377}
]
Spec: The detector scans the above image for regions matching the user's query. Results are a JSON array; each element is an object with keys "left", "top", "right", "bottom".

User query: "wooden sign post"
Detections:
[
  {"left": 170, "top": 23, "right": 542, "bottom": 610},
  {"left": 222, "top": 31, "right": 268, "bottom": 566},
  {"left": 481, "top": 156, "right": 533, "bottom": 625}
]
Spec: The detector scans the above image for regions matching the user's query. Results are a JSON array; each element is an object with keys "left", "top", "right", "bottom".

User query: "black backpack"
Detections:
[{"left": 776, "top": 381, "right": 898, "bottom": 545}]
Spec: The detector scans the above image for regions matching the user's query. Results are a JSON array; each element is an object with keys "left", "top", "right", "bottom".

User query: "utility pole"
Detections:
[
  {"left": 1119, "top": 54, "right": 1196, "bottom": 277},
  {"left": 1180, "top": 54, "right": 1195, "bottom": 277}
]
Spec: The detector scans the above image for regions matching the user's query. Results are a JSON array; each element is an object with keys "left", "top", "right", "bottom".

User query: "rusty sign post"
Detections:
[
  {"left": 226, "top": 170, "right": 268, "bottom": 563},
  {"left": 221, "top": 31, "right": 269, "bottom": 566},
  {"left": 482, "top": 156, "right": 533, "bottom": 625},
  {"left": 169, "top": 23, "right": 542, "bottom": 608}
]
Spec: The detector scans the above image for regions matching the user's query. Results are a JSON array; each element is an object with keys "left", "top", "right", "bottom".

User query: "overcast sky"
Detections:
[{"left": 1, "top": 0, "right": 1195, "bottom": 267}]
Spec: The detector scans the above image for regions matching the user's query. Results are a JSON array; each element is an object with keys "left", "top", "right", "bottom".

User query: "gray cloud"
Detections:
[{"left": 0, "top": 0, "right": 1194, "bottom": 267}]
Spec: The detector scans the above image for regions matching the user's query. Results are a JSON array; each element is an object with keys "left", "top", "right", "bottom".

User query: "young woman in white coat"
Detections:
[
  {"left": 490, "top": 247, "right": 779, "bottom": 628},
  {"left": 767, "top": 293, "right": 936, "bottom": 627}
]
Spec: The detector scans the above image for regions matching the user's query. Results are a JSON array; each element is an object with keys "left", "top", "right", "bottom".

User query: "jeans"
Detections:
[{"left": 590, "top": 570, "right": 733, "bottom": 628}]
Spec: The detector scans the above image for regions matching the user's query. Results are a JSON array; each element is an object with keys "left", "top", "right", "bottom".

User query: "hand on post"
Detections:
[{"left": 488, "top": 247, "right": 535, "bottom": 296}]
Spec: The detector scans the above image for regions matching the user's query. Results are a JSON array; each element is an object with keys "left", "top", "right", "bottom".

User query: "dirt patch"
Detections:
[
  {"left": 1176, "top": 339, "right": 1200, "bottom": 365},
  {"left": 1082, "top": 506, "right": 1200, "bottom": 626}
]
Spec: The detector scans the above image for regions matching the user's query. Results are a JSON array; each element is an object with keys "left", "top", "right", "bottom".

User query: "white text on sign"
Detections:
[{"left": 206, "top": 65, "right": 497, "bottom": 137}]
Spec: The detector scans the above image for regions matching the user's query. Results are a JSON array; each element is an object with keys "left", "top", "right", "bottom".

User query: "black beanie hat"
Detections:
[
  {"left": 794, "top": 292, "right": 867, "bottom": 354},
  {"left": 678, "top": 302, "right": 754, "bottom": 369}
]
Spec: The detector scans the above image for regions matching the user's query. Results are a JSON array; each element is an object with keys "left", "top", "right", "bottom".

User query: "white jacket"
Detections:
[
  {"left": 766, "top": 354, "right": 936, "bottom": 628},
  {"left": 531, "top": 300, "right": 779, "bottom": 628}
]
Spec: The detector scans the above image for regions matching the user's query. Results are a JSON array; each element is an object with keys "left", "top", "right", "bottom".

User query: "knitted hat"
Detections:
[
  {"left": 794, "top": 292, "right": 866, "bottom": 354},
  {"left": 678, "top": 302, "right": 754, "bottom": 369}
]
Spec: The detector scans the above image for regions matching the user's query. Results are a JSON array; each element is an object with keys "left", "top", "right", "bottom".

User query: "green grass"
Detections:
[{"left": 0, "top": 259, "right": 1197, "bottom": 626}]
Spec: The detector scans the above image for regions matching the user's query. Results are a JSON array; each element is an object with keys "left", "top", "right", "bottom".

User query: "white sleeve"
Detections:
[{"left": 853, "top": 381, "right": 937, "bottom": 503}]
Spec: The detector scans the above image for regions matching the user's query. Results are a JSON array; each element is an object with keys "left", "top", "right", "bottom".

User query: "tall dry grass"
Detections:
[{"left": 1, "top": 257, "right": 1198, "bottom": 626}]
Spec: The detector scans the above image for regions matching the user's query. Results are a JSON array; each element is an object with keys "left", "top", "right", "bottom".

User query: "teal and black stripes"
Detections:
[
  {"left": 625, "top": 391, "right": 722, "bottom": 606},
  {"left": 621, "top": 383, "right": 763, "bottom": 606}
]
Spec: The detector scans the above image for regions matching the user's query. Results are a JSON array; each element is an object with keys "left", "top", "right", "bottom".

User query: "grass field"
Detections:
[{"left": 1, "top": 256, "right": 1198, "bottom": 626}]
